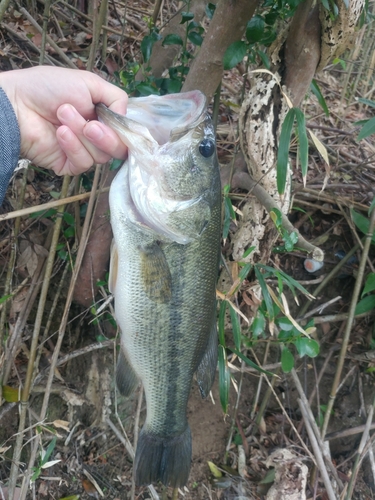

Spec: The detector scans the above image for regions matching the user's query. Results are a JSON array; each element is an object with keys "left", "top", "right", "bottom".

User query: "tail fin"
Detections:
[{"left": 134, "top": 426, "right": 192, "bottom": 487}]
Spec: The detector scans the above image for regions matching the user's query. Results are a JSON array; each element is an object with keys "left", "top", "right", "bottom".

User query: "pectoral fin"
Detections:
[
  {"left": 140, "top": 243, "right": 172, "bottom": 303},
  {"left": 109, "top": 240, "right": 118, "bottom": 294},
  {"left": 116, "top": 349, "right": 139, "bottom": 397},
  {"left": 196, "top": 321, "right": 218, "bottom": 398}
]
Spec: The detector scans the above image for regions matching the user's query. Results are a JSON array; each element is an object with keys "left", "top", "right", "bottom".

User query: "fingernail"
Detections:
[
  {"left": 58, "top": 104, "right": 76, "bottom": 123},
  {"left": 58, "top": 126, "right": 73, "bottom": 143},
  {"left": 85, "top": 122, "right": 104, "bottom": 141}
]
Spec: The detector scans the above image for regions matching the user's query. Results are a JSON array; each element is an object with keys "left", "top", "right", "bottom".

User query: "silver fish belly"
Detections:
[{"left": 97, "top": 91, "right": 221, "bottom": 488}]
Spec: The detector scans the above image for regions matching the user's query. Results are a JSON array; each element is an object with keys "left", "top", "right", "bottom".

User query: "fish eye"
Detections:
[{"left": 199, "top": 139, "right": 215, "bottom": 158}]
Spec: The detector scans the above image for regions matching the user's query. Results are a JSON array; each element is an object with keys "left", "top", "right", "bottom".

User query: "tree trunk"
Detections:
[
  {"left": 232, "top": 0, "right": 364, "bottom": 263},
  {"left": 182, "top": 0, "right": 258, "bottom": 99}
]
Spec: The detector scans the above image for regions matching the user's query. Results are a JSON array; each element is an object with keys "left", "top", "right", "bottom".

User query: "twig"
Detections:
[
  {"left": 326, "top": 422, "right": 375, "bottom": 440},
  {"left": 303, "top": 311, "right": 375, "bottom": 325},
  {"left": 56, "top": 340, "right": 114, "bottom": 367},
  {"left": 19, "top": 167, "right": 101, "bottom": 498},
  {"left": 298, "top": 296, "right": 342, "bottom": 320},
  {"left": 105, "top": 417, "right": 160, "bottom": 500},
  {"left": 19, "top": 7, "right": 77, "bottom": 68},
  {"left": 297, "top": 399, "right": 338, "bottom": 500},
  {"left": 0, "top": 187, "right": 109, "bottom": 221},
  {"left": 298, "top": 243, "right": 361, "bottom": 318},
  {"left": 232, "top": 171, "right": 324, "bottom": 261},
  {"left": 345, "top": 392, "right": 375, "bottom": 499},
  {"left": 321, "top": 207, "right": 375, "bottom": 439},
  {"left": 291, "top": 369, "right": 343, "bottom": 490},
  {"left": 131, "top": 386, "right": 143, "bottom": 500},
  {"left": 249, "top": 351, "right": 316, "bottom": 464},
  {"left": 8, "top": 175, "right": 71, "bottom": 499}
]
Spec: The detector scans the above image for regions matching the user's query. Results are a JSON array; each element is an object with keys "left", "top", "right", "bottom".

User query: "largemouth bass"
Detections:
[{"left": 96, "top": 91, "right": 221, "bottom": 488}]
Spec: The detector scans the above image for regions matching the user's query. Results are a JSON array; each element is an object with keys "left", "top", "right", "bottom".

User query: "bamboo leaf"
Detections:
[
  {"left": 254, "top": 266, "right": 274, "bottom": 322},
  {"left": 228, "top": 302, "right": 241, "bottom": 351},
  {"left": 218, "top": 301, "right": 227, "bottom": 346},
  {"left": 294, "top": 108, "right": 309, "bottom": 183},
  {"left": 228, "top": 348, "right": 275, "bottom": 376},
  {"left": 357, "top": 98, "right": 375, "bottom": 108},
  {"left": 357, "top": 116, "right": 375, "bottom": 141},
  {"left": 310, "top": 80, "right": 329, "bottom": 116},
  {"left": 277, "top": 108, "right": 295, "bottom": 194},
  {"left": 308, "top": 129, "right": 329, "bottom": 166},
  {"left": 218, "top": 345, "right": 230, "bottom": 413}
]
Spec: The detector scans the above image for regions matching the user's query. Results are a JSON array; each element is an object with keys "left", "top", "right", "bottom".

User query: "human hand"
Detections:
[{"left": 0, "top": 66, "right": 128, "bottom": 175}]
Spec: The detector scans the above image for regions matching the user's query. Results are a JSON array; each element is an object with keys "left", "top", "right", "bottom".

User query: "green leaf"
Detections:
[
  {"left": 63, "top": 212, "right": 75, "bottom": 226},
  {"left": 277, "top": 108, "right": 295, "bottom": 194},
  {"left": 218, "top": 345, "right": 230, "bottom": 413},
  {"left": 162, "top": 34, "right": 183, "bottom": 46},
  {"left": 30, "top": 208, "right": 57, "bottom": 219},
  {"left": 42, "top": 437, "right": 57, "bottom": 466},
  {"left": 2, "top": 385, "right": 20, "bottom": 402},
  {"left": 259, "top": 264, "right": 312, "bottom": 299},
  {"left": 355, "top": 295, "right": 375, "bottom": 315},
  {"left": 136, "top": 82, "right": 160, "bottom": 96},
  {"left": 223, "top": 41, "right": 247, "bottom": 70},
  {"left": 294, "top": 337, "right": 320, "bottom": 358},
  {"left": 260, "top": 468, "right": 276, "bottom": 484},
  {"left": 257, "top": 49, "right": 270, "bottom": 69},
  {"left": 294, "top": 108, "right": 308, "bottom": 180},
  {"left": 238, "top": 263, "right": 252, "bottom": 281},
  {"left": 362, "top": 273, "right": 375, "bottom": 297},
  {"left": 229, "top": 303, "right": 241, "bottom": 351},
  {"left": 187, "top": 31, "right": 203, "bottom": 46},
  {"left": 64, "top": 226, "right": 75, "bottom": 239},
  {"left": 218, "top": 301, "right": 227, "bottom": 346},
  {"left": 254, "top": 266, "right": 274, "bottom": 322},
  {"left": 281, "top": 347, "right": 294, "bottom": 373},
  {"left": 208, "top": 460, "right": 222, "bottom": 478},
  {"left": 277, "top": 317, "right": 294, "bottom": 331},
  {"left": 141, "top": 35, "right": 156, "bottom": 63},
  {"left": 351, "top": 209, "right": 375, "bottom": 242},
  {"left": 251, "top": 310, "right": 266, "bottom": 338},
  {"left": 246, "top": 15, "right": 265, "bottom": 43},
  {"left": 242, "top": 246, "right": 255, "bottom": 259},
  {"left": 223, "top": 195, "right": 235, "bottom": 240},
  {"left": 0, "top": 294, "right": 12, "bottom": 305},
  {"left": 370, "top": 197, "right": 375, "bottom": 215},
  {"left": 180, "top": 11, "right": 194, "bottom": 23},
  {"left": 110, "top": 158, "right": 123, "bottom": 171},
  {"left": 270, "top": 207, "right": 283, "bottom": 229},
  {"left": 229, "top": 348, "right": 274, "bottom": 376},
  {"left": 205, "top": 2, "right": 216, "bottom": 19},
  {"left": 357, "top": 116, "right": 375, "bottom": 141},
  {"left": 310, "top": 79, "right": 329, "bottom": 116}
]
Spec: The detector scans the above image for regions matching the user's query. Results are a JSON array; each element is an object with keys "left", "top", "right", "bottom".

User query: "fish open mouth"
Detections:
[{"left": 125, "top": 91, "right": 207, "bottom": 145}]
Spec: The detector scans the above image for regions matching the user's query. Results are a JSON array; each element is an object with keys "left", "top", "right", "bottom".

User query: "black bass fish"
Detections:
[{"left": 96, "top": 91, "right": 221, "bottom": 488}]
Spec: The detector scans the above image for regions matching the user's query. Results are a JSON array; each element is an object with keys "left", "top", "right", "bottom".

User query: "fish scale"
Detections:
[{"left": 97, "top": 91, "right": 221, "bottom": 488}]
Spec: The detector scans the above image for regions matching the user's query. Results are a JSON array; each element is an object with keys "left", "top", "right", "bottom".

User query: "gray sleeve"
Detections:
[{"left": 0, "top": 87, "right": 20, "bottom": 206}]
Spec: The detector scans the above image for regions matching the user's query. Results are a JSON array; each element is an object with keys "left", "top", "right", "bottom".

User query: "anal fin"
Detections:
[
  {"left": 116, "top": 349, "right": 139, "bottom": 397},
  {"left": 196, "top": 321, "right": 218, "bottom": 398}
]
